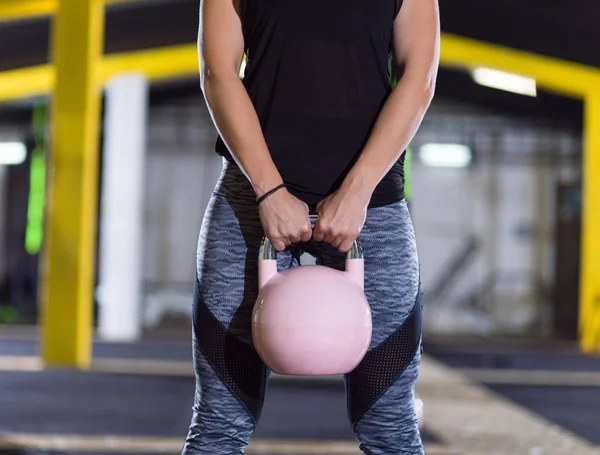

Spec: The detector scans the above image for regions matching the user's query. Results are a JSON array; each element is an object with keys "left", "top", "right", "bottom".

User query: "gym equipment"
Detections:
[
  {"left": 252, "top": 237, "right": 372, "bottom": 375},
  {"left": 415, "top": 395, "right": 424, "bottom": 429}
]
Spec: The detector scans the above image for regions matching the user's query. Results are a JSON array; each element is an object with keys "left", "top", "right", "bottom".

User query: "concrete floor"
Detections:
[
  {"left": 425, "top": 338, "right": 600, "bottom": 446},
  {"left": 1, "top": 329, "right": 599, "bottom": 455}
]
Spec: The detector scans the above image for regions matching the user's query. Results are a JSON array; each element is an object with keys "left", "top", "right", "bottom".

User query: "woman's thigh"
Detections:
[
  {"left": 187, "top": 164, "right": 297, "bottom": 439},
  {"left": 318, "top": 200, "right": 420, "bottom": 348},
  {"left": 344, "top": 201, "right": 423, "bottom": 454},
  {"left": 361, "top": 200, "right": 420, "bottom": 347}
]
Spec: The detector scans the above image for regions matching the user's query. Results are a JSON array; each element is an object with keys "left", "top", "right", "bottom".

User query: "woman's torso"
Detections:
[{"left": 215, "top": 0, "right": 406, "bottom": 208}]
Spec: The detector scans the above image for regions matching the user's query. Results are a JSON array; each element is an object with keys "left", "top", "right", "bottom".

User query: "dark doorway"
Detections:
[
  {"left": 552, "top": 181, "right": 582, "bottom": 340},
  {"left": 1, "top": 136, "right": 40, "bottom": 324}
]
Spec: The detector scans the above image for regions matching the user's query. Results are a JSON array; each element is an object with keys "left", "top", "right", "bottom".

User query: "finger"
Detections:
[
  {"left": 300, "top": 223, "right": 313, "bottom": 243},
  {"left": 287, "top": 231, "right": 301, "bottom": 244},
  {"left": 323, "top": 228, "right": 336, "bottom": 245},
  {"left": 271, "top": 239, "right": 286, "bottom": 252},
  {"left": 338, "top": 238, "right": 355, "bottom": 253},
  {"left": 312, "top": 223, "right": 326, "bottom": 242},
  {"left": 312, "top": 231, "right": 325, "bottom": 242},
  {"left": 331, "top": 234, "right": 344, "bottom": 250},
  {"left": 288, "top": 233, "right": 297, "bottom": 245}
]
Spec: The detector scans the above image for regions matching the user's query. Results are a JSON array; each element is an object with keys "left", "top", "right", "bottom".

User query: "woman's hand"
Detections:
[
  {"left": 313, "top": 185, "right": 371, "bottom": 253},
  {"left": 258, "top": 188, "right": 312, "bottom": 251}
]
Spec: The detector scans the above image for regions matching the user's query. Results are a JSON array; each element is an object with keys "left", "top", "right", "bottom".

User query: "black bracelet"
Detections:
[{"left": 257, "top": 183, "right": 286, "bottom": 205}]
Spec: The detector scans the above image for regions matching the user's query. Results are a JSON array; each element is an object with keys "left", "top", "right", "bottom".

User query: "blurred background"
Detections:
[{"left": 0, "top": 0, "right": 599, "bottom": 454}]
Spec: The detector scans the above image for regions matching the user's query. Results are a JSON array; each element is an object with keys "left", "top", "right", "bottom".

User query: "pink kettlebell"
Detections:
[{"left": 252, "top": 236, "right": 372, "bottom": 376}]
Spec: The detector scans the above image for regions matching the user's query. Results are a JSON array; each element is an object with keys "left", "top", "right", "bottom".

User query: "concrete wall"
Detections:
[
  {"left": 411, "top": 162, "right": 561, "bottom": 335},
  {"left": 410, "top": 101, "right": 580, "bottom": 335},
  {"left": 143, "top": 100, "right": 222, "bottom": 292}
]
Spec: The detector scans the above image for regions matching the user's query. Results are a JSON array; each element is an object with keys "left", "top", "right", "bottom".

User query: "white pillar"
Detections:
[{"left": 97, "top": 74, "right": 148, "bottom": 341}]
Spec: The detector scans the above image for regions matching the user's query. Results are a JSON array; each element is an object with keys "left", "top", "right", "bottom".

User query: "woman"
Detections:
[{"left": 183, "top": 0, "right": 439, "bottom": 453}]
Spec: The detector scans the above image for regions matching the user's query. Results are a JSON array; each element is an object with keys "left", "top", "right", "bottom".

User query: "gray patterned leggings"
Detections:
[{"left": 183, "top": 160, "right": 424, "bottom": 455}]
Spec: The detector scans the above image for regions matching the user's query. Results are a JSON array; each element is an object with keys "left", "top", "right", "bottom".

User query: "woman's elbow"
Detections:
[
  {"left": 199, "top": 62, "right": 215, "bottom": 93},
  {"left": 398, "top": 62, "right": 437, "bottom": 106},
  {"left": 200, "top": 62, "right": 239, "bottom": 95},
  {"left": 423, "top": 75, "right": 436, "bottom": 105},
  {"left": 414, "top": 64, "right": 437, "bottom": 107}
]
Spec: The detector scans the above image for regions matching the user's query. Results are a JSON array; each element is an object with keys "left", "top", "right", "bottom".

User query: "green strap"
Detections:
[
  {"left": 404, "top": 145, "right": 412, "bottom": 201},
  {"left": 25, "top": 103, "right": 47, "bottom": 255},
  {"left": 389, "top": 55, "right": 412, "bottom": 202}
]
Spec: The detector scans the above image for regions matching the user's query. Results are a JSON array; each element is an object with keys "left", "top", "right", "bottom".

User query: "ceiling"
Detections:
[{"left": 0, "top": 0, "right": 593, "bottom": 127}]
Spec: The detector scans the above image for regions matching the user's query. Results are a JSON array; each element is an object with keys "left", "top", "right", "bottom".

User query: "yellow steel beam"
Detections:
[
  {"left": 0, "top": 45, "right": 198, "bottom": 103},
  {"left": 0, "top": 65, "right": 54, "bottom": 103},
  {"left": 0, "top": 0, "right": 140, "bottom": 22},
  {"left": 1, "top": 33, "right": 600, "bottom": 104},
  {"left": 40, "top": 0, "right": 105, "bottom": 368},
  {"left": 99, "top": 44, "right": 198, "bottom": 84},
  {"left": 580, "top": 92, "right": 600, "bottom": 353},
  {"left": 440, "top": 34, "right": 598, "bottom": 98},
  {"left": 0, "top": 0, "right": 57, "bottom": 21}
]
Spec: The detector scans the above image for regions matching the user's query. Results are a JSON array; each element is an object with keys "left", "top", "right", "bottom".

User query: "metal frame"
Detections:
[
  {"left": 0, "top": 2, "right": 598, "bottom": 365},
  {"left": 0, "top": 0, "right": 138, "bottom": 22},
  {"left": 40, "top": 0, "right": 105, "bottom": 368}
]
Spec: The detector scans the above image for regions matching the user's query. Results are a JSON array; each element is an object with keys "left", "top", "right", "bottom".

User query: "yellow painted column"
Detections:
[
  {"left": 41, "top": 0, "right": 105, "bottom": 368},
  {"left": 580, "top": 91, "right": 600, "bottom": 354}
]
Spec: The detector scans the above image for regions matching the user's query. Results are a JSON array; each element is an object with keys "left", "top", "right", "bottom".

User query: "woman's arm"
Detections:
[
  {"left": 199, "top": 0, "right": 284, "bottom": 197},
  {"left": 199, "top": 0, "right": 312, "bottom": 250},
  {"left": 312, "top": 0, "right": 440, "bottom": 251},
  {"left": 341, "top": 0, "right": 440, "bottom": 196}
]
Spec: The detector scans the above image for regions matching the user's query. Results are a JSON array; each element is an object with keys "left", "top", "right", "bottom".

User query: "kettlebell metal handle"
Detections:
[
  {"left": 259, "top": 214, "right": 363, "bottom": 260},
  {"left": 258, "top": 236, "right": 363, "bottom": 261},
  {"left": 257, "top": 235, "right": 364, "bottom": 290}
]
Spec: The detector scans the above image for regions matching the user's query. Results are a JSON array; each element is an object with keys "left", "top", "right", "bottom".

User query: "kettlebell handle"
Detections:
[
  {"left": 258, "top": 232, "right": 364, "bottom": 290},
  {"left": 258, "top": 237, "right": 363, "bottom": 261},
  {"left": 259, "top": 214, "right": 363, "bottom": 261}
]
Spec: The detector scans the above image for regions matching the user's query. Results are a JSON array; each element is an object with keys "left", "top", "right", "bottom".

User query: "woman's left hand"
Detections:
[{"left": 312, "top": 186, "right": 371, "bottom": 253}]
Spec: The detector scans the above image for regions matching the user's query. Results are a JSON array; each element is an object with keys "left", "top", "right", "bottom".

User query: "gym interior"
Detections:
[{"left": 0, "top": 1, "right": 599, "bottom": 454}]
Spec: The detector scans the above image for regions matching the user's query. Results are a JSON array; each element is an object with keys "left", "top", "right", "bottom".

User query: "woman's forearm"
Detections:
[
  {"left": 342, "top": 71, "right": 435, "bottom": 196},
  {"left": 202, "top": 72, "right": 284, "bottom": 197},
  {"left": 342, "top": 0, "right": 440, "bottom": 198}
]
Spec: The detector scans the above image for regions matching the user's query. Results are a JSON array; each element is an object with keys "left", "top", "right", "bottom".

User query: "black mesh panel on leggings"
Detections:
[
  {"left": 192, "top": 277, "right": 267, "bottom": 423},
  {"left": 346, "top": 290, "right": 422, "bottom": 425}
]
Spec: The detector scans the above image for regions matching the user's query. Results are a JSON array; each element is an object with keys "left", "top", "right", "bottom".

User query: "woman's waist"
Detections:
[
  {"left": 214, "top": 156, "right": 404, "bottom": 209},
  {"left": 213, "top": 158, "right": 256, "bottom": 202},
  {"left": 213, "top": 158, "right": 324, "bottom": 209}
]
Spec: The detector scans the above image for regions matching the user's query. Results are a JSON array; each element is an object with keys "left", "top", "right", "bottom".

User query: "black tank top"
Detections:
[{"left": 215, "top": 0, "right": 405, "bottom": 208}]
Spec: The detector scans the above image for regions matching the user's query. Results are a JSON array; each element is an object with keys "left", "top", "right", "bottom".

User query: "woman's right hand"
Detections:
[{"left": 258, "top": 188, "right": 312, "bottom": 251}]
